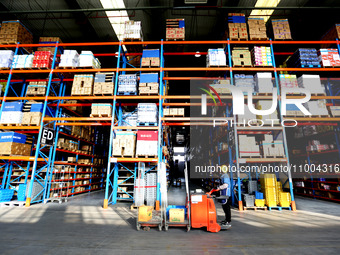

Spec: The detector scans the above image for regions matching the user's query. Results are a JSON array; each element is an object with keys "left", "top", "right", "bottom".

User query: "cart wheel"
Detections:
[
  {"left": 187, "top": 226, "right": 191, "bottom": 232},
  {"left": 136, "top": 224, "right": 141, "bottom": 231},
  {"left": 165, "top": 225, "right": 169, "bottom": 231},
  {"left": 158, "top": 225, "right": 162, "bottom": 231}
]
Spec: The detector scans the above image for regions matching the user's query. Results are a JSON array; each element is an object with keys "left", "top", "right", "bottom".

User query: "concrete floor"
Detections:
[{"left": 0, "top": 190, "right": 340, "bottom": 255}]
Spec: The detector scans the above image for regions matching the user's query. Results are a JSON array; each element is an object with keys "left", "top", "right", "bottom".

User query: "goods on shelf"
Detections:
[
  {"left": 271, "top": 19, "right": 292, "bottom": 40},
  {"left": 93, "top": 72, "right": 115, "bottom": 95},
  {"left": 139, "top": 73, "right": 159, "bottom": 95},
  {"left": 64, "top": 100, "right": 83, "bottom": 114},
  {"left": 163, "top": 108, "right": 185, "bottom": 117},
  {"left": 26, "top": 81, "right": 47, "bottom": 96},
  {"left": 243, "top": 194, "right": 255, "bottom": 207},
  {"left": 306, "top": 140, "right": 332, "bottom": 152},
  {"left": 248, "top": 180, "right": 258, "bottom": 194},
  {"left": 0, "top": 20, "right": 33, "bottom": 51},
  {"left": 57, "top": 138, "right": 79, "bottom": 151},
  {"left": 59, "top": 50, "right": 79, "bottom": 68},
  {"left": 90, "top": 103, "right": 112, "bottom": 117},
  {"left": 255, "top": 72, "right": 273, "bottom": 93},
  {"left": 297, "top": 75, "right": 325, "bottom": 94},
  {"left": 112, "top": 131, "right": 136, "bottom": 157},
  {"left": 136, "top": 131, "right": 158, "bottom": 157},
  {"left": 12, "top": 54, "right": 34, "bottom": 69},
  {"left": 32, "top": 51, "right": 53, "bottom": 69},
  {"left": 238, "top": 135, "right": 261, "bottom": 157},
  {"left": 227, "top": 13, "right": 248, "bottom": 40},
  {"left": 294, "top": 125, "right": 334, "bottom": 138},
  {"left": 252, "top": 46, "right": 273, "bottom": 67},
  {"left": 137, "top": 103, "right": 158, "bottom": 125},
  {"left": 124, "top": 20, "right": 143, "bottom": 40},
  {"left": 206, "top": 48, "right": 226, "bottom": 67},
  {"left": 261, "top": 174, "right": 277, "bottom": 207},
  {"left": 234, "top": 74, "right": 255, "bottom": 93},
  {"left": 122, "top": 112, "right": 138, "bottom": 127},
  {"left": 71, "top": 74, "right": 94, "bottom": 96},
  {"left": 285, "top": 104, "right": 305, "bottom": 117},
  {"left": 21, "top": 103, "right": 44, "bottom": 126},
  {"left": 248, "top": 18, "right": 268, "bottom": 40},
  {"left": 279, "top": 74, "right": 298, "bottom": 90},
  {"left": 141, "top": 49, "right": 160, "bottom": 67},
  {"left": 145, "top": 172, "right": 157, "bottom": 206},
  {"left": 79, "top": 51, "right": 100, "bottom": 68},
  {"left": 305, "top": 100, "right": 329, "bottom": 116},
  {"left": 330, "top": 106, "right": 340, "bottom": 117},
  {"left": 287, "top": 48, "right": 320, "bottom": 68},
  {"left": 169, "top": 208, "right": 185, "bottom": 223},
  {"left": 0, "top": 132, "right": 31, "bottom": 156},
  {"left": 321, "top": 24, "right": 340, "bottom": 41},
  {"left": 0, "top": 50, "right": 14, "bottom": 68},
  {"left": 232, "top": 47, "right": 252, "bottom": 67},
  {"left": 37, "top": 37, "right": 63, "bottom": 54},
  {"left": 209, "top": 80, "right": 231, "bottom": 94},
  {"left": 319, "top": 49, "right": 340, "bottom": 67},
  {"left": 166, "top": 18, "right": 185, "bottom": 40},
  {"left": 256, "top": 100, "right": 279, "bottom": 122},
  {"left": 118, "top": 74, "right": 137, "bottom": 95},
  {"left": 0, "top": 101, "right": 23, "bottom": 125},
  {"left": 261, "top": 134, "right": 285, "bottom": 158}
]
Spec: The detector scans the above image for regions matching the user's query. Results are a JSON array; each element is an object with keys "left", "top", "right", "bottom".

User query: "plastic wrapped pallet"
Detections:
[
  {"left": 111, "top": 131, "right": 136, "bottom": 157},
  {"left": 255, "top": 72, "right": 273, "bottom": 93},
  {"left": 319, "top": 49, "right": 340, "bottom": 67},
  {"left": 261, "top": 134, "right": 285, "bottom": 157},
  {"left": 118, "top": 74, "right": 137, "bottom": 95},
  {"left": 59, "top": 50, "right": 79, "bottom": 67},
  {"left": 0, "top": 50, "right": 14, "bottom": 68},
  {"left": 243, "top": 194, "right": 255, "bottom": 207},
  {"left": 252, "top": 46, "right": 273, "bottom": 67},
  {"left": 227, "top": 13, "right": 248, "bottom": 40},
  {"left": 279, "top": 74, "right": 298, "bottom": 90},
  {"left": 0, "top": 21, "right": 33, "bottom": 52},
  {"left": 0, "top": 132, "right": 31, "bottom": 156},
  {"left": 287, "top": 48, "right": 320, "bottom": 68},
  {"left": 124, "top": 20, "right": 143, "bottom": 40},
  {"left": 297, "top": 75, "right": 325, "bottom": 94},
  {"left": 248, "top": 180, "right": 258, "bottom": 194},
  {"left": 232, "top": 47, "right": 252, "bottom": 66},
  {"left": 136, "top": 131, "right": 158, "bottom": 157},
  {"left": 79, "top": 51, "right": 100, "bottom": 68},
  {"left": 234, "top": 74, "right": 255, "bottom": 93},
  {"left": 90, "top": 103, "right": 112, "bottom": 117},
  {"left": 32, "top": 51, "right": 53, "bottom": 69},
  {"left": 206, "top": 49, "right": 226, "bottom": 67},
  {"left": 12, "top": 55, "right": 34, "bottom": 69},
  {"left": 0, "top": 102, "right": 23, "bottom": 125},
  {"left": 137, "top": 103, "right": 158, "bottom": 124},
  {"left": 123, "top": 112, "right": 138, "bottom": 127},
  {"left": 305, "top": 100, "right": 329, "bottom": 116}
]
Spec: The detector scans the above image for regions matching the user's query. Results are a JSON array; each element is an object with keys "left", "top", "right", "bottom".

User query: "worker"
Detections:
[{"left": 210, "top": 166, "right": 231, "bottom": 229}]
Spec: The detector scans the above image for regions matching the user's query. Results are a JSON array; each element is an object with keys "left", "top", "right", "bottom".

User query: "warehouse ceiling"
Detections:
[{"left": 1, "top": 0, "right": 340, "bottom": 43}]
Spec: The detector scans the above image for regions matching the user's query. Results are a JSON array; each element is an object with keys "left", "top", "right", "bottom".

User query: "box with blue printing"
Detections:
[
  {"left": 140, "top": 73, "right": 159, "bottom": 83},
  {"left": 142, "top": 49, "right": 160, "bottom": 58},
  {"left": 0, "top": 132, "right": 27, "bottom": 143},
  {"left": 3, "top": 102, "right": 23, "bottom": 112}
]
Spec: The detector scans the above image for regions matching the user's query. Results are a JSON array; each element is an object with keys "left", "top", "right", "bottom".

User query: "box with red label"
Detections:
[
  {"left": 136, "top": 131, "right": 158, "bottom": 156},
  {"left": 32, "top": 51, "right": 53, "bottom": 68},
  {"left": 319, "top": 49, "right": 340, "bottom": 67}
]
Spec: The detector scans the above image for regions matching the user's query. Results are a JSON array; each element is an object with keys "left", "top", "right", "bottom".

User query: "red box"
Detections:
[{"left": 137, "top": 131, "right": 158, "bottom": 141}]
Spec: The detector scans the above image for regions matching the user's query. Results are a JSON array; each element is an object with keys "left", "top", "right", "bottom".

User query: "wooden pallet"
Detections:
[
  {"left": 93, "top": 93, "right": 114, "bottom": 96},
  {"left": 268, "top": 206, "right": 291, "bottom": 211},
  {"left": 78, "top": 66, "right": 97, "bottom": 69},
  {"left": 56, "top": 66, "right": 77, "bottom": 69},
  {"left": 233, "top": 64, "right": 252, "bottom": 67},
  {"left": 243, "top": 206, "right": 267, "bottom": 211},
  {"left": 112, "top": 154, "right": 134, "bottom": 158},
  {"left": 135, "top": 155, "right": 156, "bottom": 158},
  {"left": 230, "top": 38, "right": 248, "bottom": 41},
  {"left": 164, "top": 114, "right": 185, "bottom": 117},
  {"left": 31, "top": 67, "right": 50, "bottom": 70},
  {"left": 90, "top": 113, "right": 111, "bottom": 118},
  {"left": 137, "top": 122, "right": 157, "bottom": 126},
  {"left": 239, "top": 155, "right": 261, "bottom": 158},
  {"left": 139, "top": 92, "right": 159, "bottom": 96},
  {"left": 257, "top": 93, "right": 274, "bottom": 96},
  {"left": 207, "top": 65, "right": 228, "bottom": 68},
  {"left": 311, "top": 93, "right": 327, "bottom": 96},
  {"left": 0, "top": 201, "right": 25, "bottom": 207},
  {"left": 263, "top": 155, "right": 285, "bottom": 158},
  {"left": 249, "top": 37, "right": 269, "bottom": 41},
  {"left": 165, "top": 38, "right": 185, "bottom": 41},
  {"left": 0, "top": 67, "right": 10, "bottom": 70},
  {"left": 1, "top": 123, "right": 21, "bottom": 126},
  {"left": 117, "top": 92, "right": 137, "bottom": 96},
  {"left": 123, "top": 38, "right": 142, "bottom": 42}
]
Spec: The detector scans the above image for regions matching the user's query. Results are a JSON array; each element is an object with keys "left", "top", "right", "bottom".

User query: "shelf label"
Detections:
[
  {"left": 41, "top": 127, "right": 55, "bottom": 146},
  {"left": 110, "top": 158, "right": 117, "bottom": 163},
  {"left": 191, "top": 195, "right": 202, "bottom": 204}
]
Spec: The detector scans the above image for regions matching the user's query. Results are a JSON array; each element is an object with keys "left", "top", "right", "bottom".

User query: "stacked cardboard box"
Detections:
[
  {"left": 57, "top": 138, "right": 79, "bottom": 151},
  {"left": 118, "top": 74, "right": 137, "bottom": 95},
  {"left": 0, "top": 21, "right": 33, "bottom": 52},
  {"left": 0, "top": 132, "right": 31, "bottom": 156},
  {"left": 37, "top": 37, "right": 63, "bottom": 54},
  {"left": 93, "top": 72, "right": 115, "bottom": 95},
  {"left": 163, "top": 108, "right": 185, "bottom": 117},
  {"left": 0, "top": 102, "right": 23, "bottom": 125},
  {"left": 227, "top": 13, "right": 248, "bottom": 40},
  {"left": 305, "top": 100, "right": 329, "bottom": 116},
  {"left": 141, "top": 49, "right": 160, "bottom": 67},
  {"left": 252, "top": 46, "right": 273, "bottom": 66},
  {"left": 79, "top": 51, "right": 100, "bottom": 68},
  {"left": 260, "top": 174, "right": 277, "bottom": 207},
  {"left": 330, "top": 106, "right": 340, "bottom": 117},
  {"left": 21, "top": 103, "right": 44, "bottom": 126},
  {"left": 209, "top": 80, "right": 231, "bottom": 94},
  {"left": 234, "top": 74, "right": 255, "bottom": 93},
  {"left": 136, "top": 131, "right": 158, "bottom": 157},
  {"left": 124, "top": 21, "right": 143, "bottom": 40},
  {"left": 71, "top": 74, "right": 94, "bottom": 95},
  {"left": 297, "top": 75, "right": 325, "bottom": 94},
  {"left": 166, "top": 19, "right": 185, "bottom": 40},
  {"left": 256, "top": 100, "right": 279, "bottom": 124},
  {"left": 0, "top": 50, "right": 14, "bottom": 68},
  {"left": 271, "top": 19, "right": 292, "bottom": 40},
  {"left": 59, "top": 50, "right": 79, "bottom": 68},
  {"left": 238, "top": 135, "right": 261, "bottom": 157},
  {"left": 206, "top": 49, "right": 226, "bottom": 67},
  {"left": 319, "top": 49, "right": 340, "bottom": 67},
  {"left": 64, "top": 100, "right": 83, "bottom": 114},
  {"left": 32, "top": 51, "right": 53, "bottom": 69},
  {"left": 112, "top": 131, "right": 136, "bottom": 157},
  {"left": 139, "top": 73, "right": 159, "bottom": 95},
  {"left": 255, "top": 72, "right": 273, "bottom": 93},
  {"left": 26, "top": 81, "right": 47, "bottom": 96},
  {"left": 90, "top": 103, "right": 112, "bottom": 117},
  {"left": 232, "top": 47, "right": 252, "bottom": 66},
  {"left": 12, "top": 54, "right": 34, "bottom": 69},
  {"left": 248, "top": 18, "right": 268, "bottom": 40},
  {"left": 287, "top": 48, "right": 320, "bottom": 68},
  {"left": 321, "top": 24, "right": 340, "bottom": 44},
  {"left": 279, "top": 74, "right": 298, "bottom": 90},
  {"left": 137, "top": 103, "right": 158, "bottom": 125},
  {"left": 261, "top": 134, "right": 285, "bottom": 158}
]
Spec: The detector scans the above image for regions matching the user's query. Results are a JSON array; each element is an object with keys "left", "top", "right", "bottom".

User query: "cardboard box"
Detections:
[
  {"left": 138, "top": 205, "right": 153, "bottom": 222},
  {"left": 169, "top": 209, "right": 185, "bottom": 223}
]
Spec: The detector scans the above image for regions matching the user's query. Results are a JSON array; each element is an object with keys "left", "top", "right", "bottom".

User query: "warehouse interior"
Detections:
[{"left": 1, "top": 0, "right": 340, "bottom": 254}]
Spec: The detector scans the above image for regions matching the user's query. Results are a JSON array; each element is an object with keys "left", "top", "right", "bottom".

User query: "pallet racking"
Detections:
[{"left": 1, "top": 39, "right": 340, "bottom": 207}]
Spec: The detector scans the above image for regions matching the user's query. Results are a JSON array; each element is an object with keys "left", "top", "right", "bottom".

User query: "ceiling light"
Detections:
[
  {"left": 249, "top": 0, "right": 282, "bottom": 23},
  {"left": 195, "top": 51, "right": 201, "bottom": 57}
]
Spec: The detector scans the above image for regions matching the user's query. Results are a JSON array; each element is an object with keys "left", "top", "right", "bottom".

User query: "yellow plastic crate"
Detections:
[
  {"left": 255, "top": 199, "right": 265, "bottom": 207},
  {"left": 266, "top": 200, "right": 277, "bottom": 207}
]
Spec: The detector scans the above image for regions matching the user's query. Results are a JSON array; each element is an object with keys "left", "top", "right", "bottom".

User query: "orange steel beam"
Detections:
[
  {"left": 0, "top": 126, "right": 40, "bottom": 130},
  {"left": 44, "top": 117, "right": 112, "bottom": 121},
  {"left": 0, "top": 156, "right": 46, "bottom": 161},
  {"left": 55, "top": 122, "right": 111, "bottom": 126}
]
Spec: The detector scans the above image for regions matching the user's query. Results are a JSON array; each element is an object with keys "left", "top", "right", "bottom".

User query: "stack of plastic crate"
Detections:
[
  {"left": 26, "top": 181, "right": 44, "bottom": 202},
  {"left": 137, "top": 103, "right": 158, "bottom": 126},
  {"left": 254, "top": 191, "right": 265, "bottom": 207},
  {"left": 279, "top": 192, "right": 291, "bottom": 207},
  {"left": 17, "top": 184, "right": 27, "bottom": 201},
  {"left": 145, "top": 173, "right": 157, "bottom": 206},
  {"left": 248, "top": 180, "right": 258, "bottom": 194},
  {"left": 0, "top": 189, "right": 14, "bottom": 202},
  {"left": 261, "top": 174, "right": 277, "bottom": 207},
  {"left": 123, "top": 112, "right": 138, "bottom": 127},
  {"left": 118, "top": 74, "right": 138, "bottom": 95},
  {"left": 243, "top": 194, "right": 255, "bottom": 207}
]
